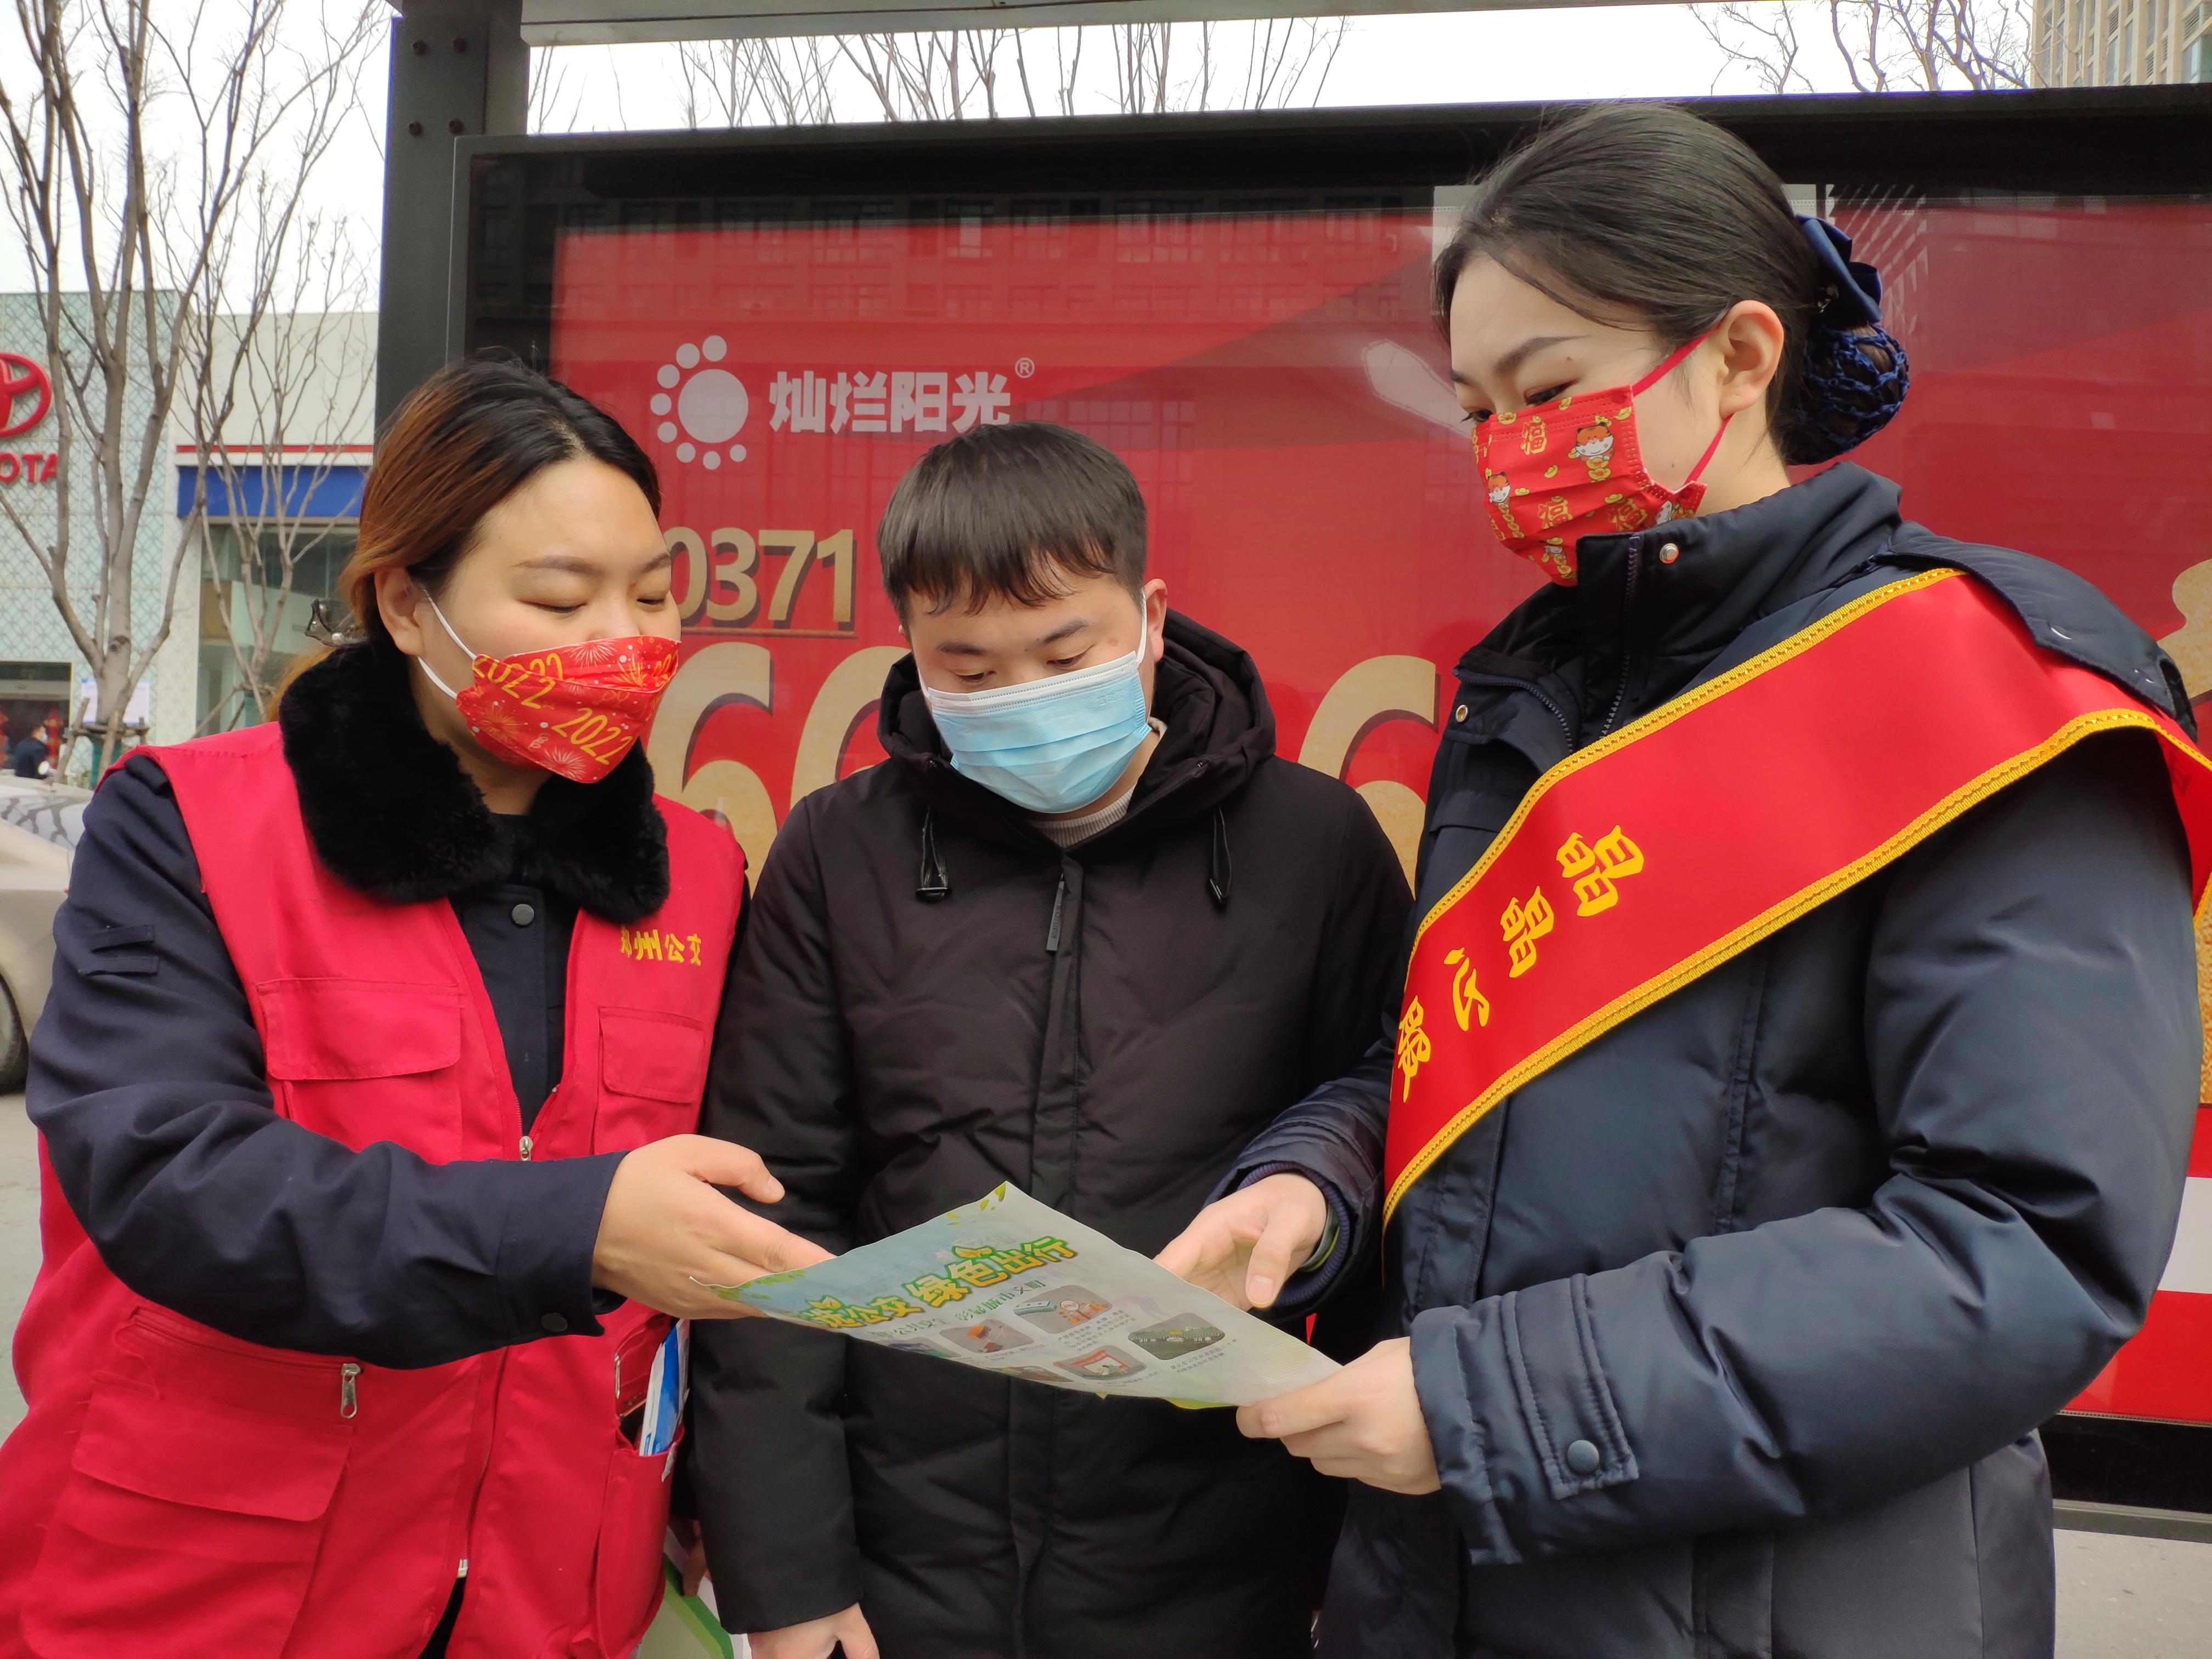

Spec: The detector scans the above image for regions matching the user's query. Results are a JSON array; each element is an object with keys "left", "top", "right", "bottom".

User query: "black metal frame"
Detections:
[
  {"left": 444, "top": 84, "right": 2212, "bottom": 376},
  {"left": 2045, "top": 1416, "right": 2212, "bottom": 1539},
  {"left": 377, "top": 0, "right": 527, "bottom": 429}
]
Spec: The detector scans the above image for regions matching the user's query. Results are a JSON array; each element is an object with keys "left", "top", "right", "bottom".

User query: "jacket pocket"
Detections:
[
  {"left": 22, "top": 1313, "right": 354, "bottom": 1659},
  {"left": 257, "top": 977, "right": 465, "bottom": 1161},
  {"left": 594, "top": 1009, "right": 710, "bottom": 1153},
  {"left": 612, "top": 1310, "right": 676, "bottom": 1423},
  {"left": 586, "top": 1420, "right": 682, "bottom": 1657},
  {"left": 1691, "top": 1528, "right": 1775, "bottom": 1658}
]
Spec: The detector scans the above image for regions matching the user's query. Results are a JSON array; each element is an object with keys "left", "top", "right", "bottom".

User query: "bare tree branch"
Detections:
[
  {"left": 529, "top": 42, "right": 584, "bottom": 132},
  {"left": 1702, "top": 0, "right": 2028, "bottom": 93},
  {"left": 0, "top": 0, "right": 379, "bottom": 774},
  {"left": 627, "top": 14, "right": 1348, "bottom": 130},
  {"left": 185, "top": 218, "right": 373, "bottom": 733}
]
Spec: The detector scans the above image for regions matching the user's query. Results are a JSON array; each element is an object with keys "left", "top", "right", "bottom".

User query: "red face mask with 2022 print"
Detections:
[
  {"left": 418, "top": 599, "right": 677, "bottom": 785},
  {"left": 1473, "top": 330, "right": 1729, "bottom": 586}
]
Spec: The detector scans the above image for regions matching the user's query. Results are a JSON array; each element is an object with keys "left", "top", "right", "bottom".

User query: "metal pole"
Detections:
[{"left": 375, "top": 0, "right": 528, "bottom": 432}]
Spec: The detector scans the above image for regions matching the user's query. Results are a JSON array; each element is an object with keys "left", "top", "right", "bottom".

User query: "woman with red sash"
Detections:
[
  {"left": 1163, "top": 104, "right": 2205, "bottom": 1657},
  {"left": 0, "top": 357, "right": 822, "bottom": 1658}
]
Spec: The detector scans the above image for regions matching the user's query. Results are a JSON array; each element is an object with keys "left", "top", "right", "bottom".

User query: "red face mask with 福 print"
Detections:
[
  {"left": 417, "top": 598, "right": 678, "bottom": 785},
  {"left": 1472, "top": 330, "right": 1729, "bottom": 586}
]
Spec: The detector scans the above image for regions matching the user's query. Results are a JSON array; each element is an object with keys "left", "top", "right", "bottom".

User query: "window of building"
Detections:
[
  {"left": 198, "top": 521, "right": 356, "bottom": 731},
  {"left": 0, "top": 661, "right": 72, "bottom": 767}
]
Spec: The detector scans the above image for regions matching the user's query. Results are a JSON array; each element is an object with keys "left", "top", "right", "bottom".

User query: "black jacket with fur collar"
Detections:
[
  {"left": 279, "top": 639, "right": 668, "bottom": 922},
  {"left": 26, "top": 639, "right": 664, "bottom": 1375}
]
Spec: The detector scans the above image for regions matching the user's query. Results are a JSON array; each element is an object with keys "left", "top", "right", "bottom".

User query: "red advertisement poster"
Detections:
[
  {"left": 551, "top": 193, "right": 2212, "bottom": 1427},
  {"left": 551, "top": 205, "right": 1536, "bottom": 890},
  {"left": 1837, "top": 196, "right": 2212, "bottom": 1433}
]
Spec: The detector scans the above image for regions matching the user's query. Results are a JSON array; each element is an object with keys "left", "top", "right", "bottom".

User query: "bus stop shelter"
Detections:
[{"left": 372, "top": 0, "right": 2212, "bottom": 1550}]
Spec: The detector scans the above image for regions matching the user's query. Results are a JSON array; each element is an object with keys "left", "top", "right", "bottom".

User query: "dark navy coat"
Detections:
[{"left": 1235, "top": 464, "right": 2201, "bottom": 1659}]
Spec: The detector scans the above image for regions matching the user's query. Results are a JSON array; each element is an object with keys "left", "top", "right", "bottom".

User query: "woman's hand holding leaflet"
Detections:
[
  {"left": 1153, "top": 1171, "right": 1328, "bottom": 1310},
  {"left": 1238, "top": 1339, "right": 1441, "bottom": 1494},
  {"left": 1161, "top": 1180, "right": 1441, "bottom": 1493},
  {"left": 591, "top": 1134, "right": 832, "bottom": 1318}
]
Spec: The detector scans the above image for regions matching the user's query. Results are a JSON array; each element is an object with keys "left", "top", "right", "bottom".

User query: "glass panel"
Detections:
[
  {"left": 518, "top": 146, "right": 2212, "bottom": 1429},
  {"left": 546, "top": 187, "right": 2212, "bottom": 891},
  {"left": 552, "top": 194, "right": 1501, "bottom": 881},
  {"left": 1826, "top": 190, "right": 2212, "bottom": 667}
]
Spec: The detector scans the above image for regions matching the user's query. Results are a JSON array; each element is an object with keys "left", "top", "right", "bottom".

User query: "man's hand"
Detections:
[
  {"left": 667, "top": 1515, "right": 708, "bottom": 1596},
  {"left": 1236, "top": 1338, "right": 1441, "bottom": 1494},
  {"left": 591, "top": 1135, "right": 832, "bottom": 1319},
  {"left": 749, "top": 1604, "right": 879, "bottom": 1659},
  {"left": 1154, "top": 1172, "right": 1327, "bottom": 1310}
]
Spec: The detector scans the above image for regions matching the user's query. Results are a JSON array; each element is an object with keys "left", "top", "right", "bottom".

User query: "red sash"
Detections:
[{"left": 1385, "top": 569, "right": 2212, "bottom": 1226}]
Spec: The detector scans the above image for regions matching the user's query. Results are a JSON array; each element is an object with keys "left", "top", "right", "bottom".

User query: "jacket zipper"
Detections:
[
  {"left": 1045, "top": 878, "right": 1066, "bottom": 953},
  {"left": 132, "top": 1310, "right": 336, "bottom": 1371},
  {"left": 454, "top": 1348, "right": 508, "bottom": 1596},
  {"left": 1457, "top": 672, "right": 1575, "bottom": 746},
  {"left": 1596, "top": 538, "right": 1645, "bottom": 741},
  {"left": 519, "top": 1133, "right": 534, "bottom": 1160},
  {"left": 136, "top": 1306, "right": 362, "bottom": 1421}
]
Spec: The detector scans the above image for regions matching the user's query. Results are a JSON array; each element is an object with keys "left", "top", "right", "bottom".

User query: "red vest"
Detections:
[{"left": 0, "top": 723, "right": 742, "bottom": 1659}]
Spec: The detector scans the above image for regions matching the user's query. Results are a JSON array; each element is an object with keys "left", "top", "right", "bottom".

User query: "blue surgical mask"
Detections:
[{"left": 922, "top": 612, "right": 1154, "bottom": 814}]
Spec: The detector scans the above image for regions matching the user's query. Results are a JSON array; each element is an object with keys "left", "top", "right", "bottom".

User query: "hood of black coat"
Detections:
[
  {"left": 276, "top": 640, "right": 669, "bottom": 922},
  {"left": 876, "top": 609, "right": 1276, "bottom": 848},
  {"left": 1480, "top": 461, "right": 1905, "bottom": 726}
]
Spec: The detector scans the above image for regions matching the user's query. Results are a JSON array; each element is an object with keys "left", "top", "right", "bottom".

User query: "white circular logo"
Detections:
[
  {"left": 679, "top": 369, "right": 747, "bottom": 444},
  {"left": 650, "top": 336, "right": 749, "bottom": 469}
]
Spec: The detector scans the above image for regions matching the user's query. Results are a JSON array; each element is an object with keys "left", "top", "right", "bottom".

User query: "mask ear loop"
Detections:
[
  {"left": 1628, "top": 328, "right": 1717, "bottom": 397},
  {"left": 1631, "top": 327, "right": 1734, "bottom": 492},
  {"left": 416, "top": 596, "right": 476, "bottom": 702},
  {"left": 1684, "top": 412, "right": 1734, "bottom": 488}
]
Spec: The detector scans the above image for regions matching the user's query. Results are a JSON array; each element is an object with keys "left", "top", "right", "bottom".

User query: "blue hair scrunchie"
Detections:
[{"left": 1793, "top": 216, "right": 1910, "bottom": 464}]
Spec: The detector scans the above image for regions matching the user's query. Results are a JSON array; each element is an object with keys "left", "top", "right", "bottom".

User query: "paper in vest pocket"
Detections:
[
  {"left": 708, "top": 1185, "right": 1338, "bottom": 1407},
  {"left": 638, "top": 1321, "right": 687, "bottom": 1457}
]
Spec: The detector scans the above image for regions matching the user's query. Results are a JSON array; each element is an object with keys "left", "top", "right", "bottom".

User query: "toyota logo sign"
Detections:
[{"left": 0, "top": 352, "right": 53, "bottom": 439}]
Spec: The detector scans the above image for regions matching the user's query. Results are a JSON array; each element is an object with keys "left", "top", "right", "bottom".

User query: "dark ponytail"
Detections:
[{"left": 1433, "top": 103, "right": 1906, "bottom": 466}]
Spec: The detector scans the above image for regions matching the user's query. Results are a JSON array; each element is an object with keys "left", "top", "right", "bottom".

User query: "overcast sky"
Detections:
[
  {"left": 523, "top": 4, "right": 1775, "bottom": 131},
  {"left": 2, "top": 0, "right": 1859, "bottom": 298}
]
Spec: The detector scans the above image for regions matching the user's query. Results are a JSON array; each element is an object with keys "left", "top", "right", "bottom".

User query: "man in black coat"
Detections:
[{"left": 689, "top": 422, "right": 1411, "bottom": 1659}]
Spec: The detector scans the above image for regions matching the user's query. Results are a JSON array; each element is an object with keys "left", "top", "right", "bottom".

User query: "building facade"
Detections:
[
  {"left": 0, "top": 290, "right": 190, "bottom": 762},
  {"left": 0, "top": 294, "right": 374, "bottom": 774},
  {"left": 2034, "top": 0, "right": 2212, "bottom": 84},
  {"left": 181, "top": 311, "right": 376, "bottom": 736}
]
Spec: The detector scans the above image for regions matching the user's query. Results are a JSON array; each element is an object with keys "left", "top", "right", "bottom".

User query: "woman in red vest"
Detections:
[{"left": 0, "top": 357, "right": 823, "bottom": 1658}]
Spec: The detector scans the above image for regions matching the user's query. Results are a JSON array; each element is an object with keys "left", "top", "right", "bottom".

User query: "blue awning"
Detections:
[{"left": 177, "top": 462, "right": 366, "bottom": 520}]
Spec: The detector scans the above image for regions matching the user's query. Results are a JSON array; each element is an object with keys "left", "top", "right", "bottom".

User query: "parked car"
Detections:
[{"left": 0, "top": 777, "right": 85, "bottom": 1093}]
